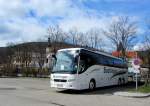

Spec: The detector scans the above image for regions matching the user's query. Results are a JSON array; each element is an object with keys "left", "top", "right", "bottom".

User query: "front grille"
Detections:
[{"left": 54, "top": 79, "right": 67, "bottom": 82}]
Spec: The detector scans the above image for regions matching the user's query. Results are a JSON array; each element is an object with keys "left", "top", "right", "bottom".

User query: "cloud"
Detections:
[
  {"left": 59, "top": 15, "right": 110, "bottom": 32},
  {"left": 28, "top": 0, "right": 72, "bottom": 17},
  {"left": 0, "top": 17, "right": 46, "bottom": 45},
  {"left": 82, "top": 0, "right": 149, "bottom": 3},
  {"left": 133, "top": 43, "right": 146, "bottom": 51},
  {"left": 0, "top": 0, "right": 28, "bottom": 19},
  {"left": 0, "top": 0, "right": 146, "bottom": 53},
  {"left": 0, "top": 0, "right": 111, "bottom": 47}
]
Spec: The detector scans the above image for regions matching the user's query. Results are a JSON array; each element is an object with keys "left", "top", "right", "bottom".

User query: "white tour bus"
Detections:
[{"left": 50, "top": 48, "right": 128, "bottom": 90}]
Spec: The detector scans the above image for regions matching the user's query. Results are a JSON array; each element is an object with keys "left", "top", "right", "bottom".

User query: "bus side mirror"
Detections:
[
  {"left": 51, "top": 54, "right": 57, "bottom": 68},
  {"left": 52, "top": 54, "right": 56, "bottom": 60},
  {"left": 75, "top": 55, "right": 79, "bottom": 62}
]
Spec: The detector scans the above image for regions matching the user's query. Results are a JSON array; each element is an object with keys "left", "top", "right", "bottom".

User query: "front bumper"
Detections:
[{"left": 50, "top": 80, "right": 80, "bottom": 90}]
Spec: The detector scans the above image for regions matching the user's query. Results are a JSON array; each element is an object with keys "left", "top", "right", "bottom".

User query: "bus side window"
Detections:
[
  {"left": 102, "top": 56, "right": 107, "bottom": 65},
  {"left": 78, "top": 54, "right": 87, "bottom": 74},
  {"left": 87, "top": 54, "right": 94, "bottom": 66},
  {"left": 78, "top": 53, "right": 93, "bottom": 74}
]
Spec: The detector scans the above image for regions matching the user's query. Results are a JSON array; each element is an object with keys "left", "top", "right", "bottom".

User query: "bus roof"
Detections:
[
  {"left": 58, "top": 48, "right": 82, "bottom": 52},
  {"left": 58, "top": 48, "right": 123, "bottom": 61}
]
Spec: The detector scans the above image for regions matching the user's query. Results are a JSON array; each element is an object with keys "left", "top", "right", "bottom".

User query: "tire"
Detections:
[
  {"left": 122, "top": 78, "right": 125, "bottom": 85},
  {"left": 118, "top": 78, "right": 121, "bottom": 86},
  {"left": 89, "top": 79, "right": 96, "bottom": 90}
]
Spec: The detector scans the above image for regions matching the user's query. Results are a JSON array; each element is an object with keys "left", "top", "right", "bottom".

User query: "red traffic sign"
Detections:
[
  {"left": 134, "top": 59, "right": 140, "bottom": 65},
  {"left": 133, "top": 58, "right": 140, "bottom": 65}
]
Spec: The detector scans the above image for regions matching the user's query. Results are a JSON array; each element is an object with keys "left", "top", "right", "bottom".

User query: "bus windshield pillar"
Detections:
[{"left": 77, "top": 55, "right": 80, "bottom": 75}]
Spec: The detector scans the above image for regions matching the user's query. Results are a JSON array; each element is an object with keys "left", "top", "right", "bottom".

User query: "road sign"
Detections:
[
  {"left": 133, "top": 58, "right": 140, "bottom": 65},
  {"left": 132, "top": 58, "right": 141, "bottom": 91},
  {"left": 132, "top": 58, "right": 141, "bottom": 70}
]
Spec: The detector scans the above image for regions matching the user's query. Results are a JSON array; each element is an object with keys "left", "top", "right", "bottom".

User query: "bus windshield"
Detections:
[{"left": 52, "top": 51, "right": 77, "bottom": 74}]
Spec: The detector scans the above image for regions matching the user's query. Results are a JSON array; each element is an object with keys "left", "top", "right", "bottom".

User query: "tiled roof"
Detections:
[{"left": 112, "top": 51, "right": 137, "bottom": 58}]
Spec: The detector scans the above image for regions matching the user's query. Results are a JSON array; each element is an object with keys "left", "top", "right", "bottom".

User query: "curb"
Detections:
[{"left": 113, "top": 92, "right": 150, "bottom": 98}]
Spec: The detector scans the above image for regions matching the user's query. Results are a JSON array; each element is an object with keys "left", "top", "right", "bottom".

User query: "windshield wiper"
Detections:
[
  {"left": 52, "top": 70, "right": 69, "bottom": 73},
  {"left": 52, "top": 70, "right": 76, "bottom": 74}
]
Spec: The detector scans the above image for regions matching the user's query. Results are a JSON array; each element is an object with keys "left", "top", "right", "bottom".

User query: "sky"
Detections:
[{"left": 0, "top": 0, "right": 150, "bottom": 51}]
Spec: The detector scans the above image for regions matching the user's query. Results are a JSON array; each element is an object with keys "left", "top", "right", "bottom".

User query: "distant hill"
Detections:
[
  {"left": 11, "top": 42, "right": 79, "bottom": 52},
  {"left": 0, "top": 41, "right": 109, "bottom": 64},
  {"left": 0, "top": 47, "right": 8, "bottom": 64},
  {"left": 10, "top": 42, "right": 48, "bottom": 52},
  {"left": 0, "top": 41, "right": 78, "bottom": 64}
]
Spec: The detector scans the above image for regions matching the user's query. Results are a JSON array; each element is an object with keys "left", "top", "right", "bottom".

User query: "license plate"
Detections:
[{"left": 57, "top": 84, "right": 63, "bottom": 88}]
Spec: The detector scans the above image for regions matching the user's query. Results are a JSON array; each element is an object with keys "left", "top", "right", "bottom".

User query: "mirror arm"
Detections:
[{"left": 77, "top": 56, "right": 80, "bottom": 75}]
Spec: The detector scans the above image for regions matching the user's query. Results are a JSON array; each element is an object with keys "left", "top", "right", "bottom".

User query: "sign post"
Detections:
[{"left": 132, "top": 58, "right": 140, "bottom": 91}]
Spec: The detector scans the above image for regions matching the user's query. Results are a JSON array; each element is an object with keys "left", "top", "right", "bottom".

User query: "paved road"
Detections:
[{"left": 0, "top": 78, "right": 149, "bottom": 106}]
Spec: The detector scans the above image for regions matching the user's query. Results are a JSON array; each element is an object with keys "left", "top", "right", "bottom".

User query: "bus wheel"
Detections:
[
  {"left": 122, "top": 78, "right": 125, "bottom": 85},
  {"left": 118, "top": 78, "right": 121, "bottom": 86},
  {"left": 89, "top": 79, "right": 95, "bottom": 90}
]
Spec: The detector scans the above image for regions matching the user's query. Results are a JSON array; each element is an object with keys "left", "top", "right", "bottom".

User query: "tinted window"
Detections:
[
  {"left": 80, "top": 49, "right": 126, "bottom": 68},
  {"left": 78, "top": 53, "right": 93, "bottom": 74}
]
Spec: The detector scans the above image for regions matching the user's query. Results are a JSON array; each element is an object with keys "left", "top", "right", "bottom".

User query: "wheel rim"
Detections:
[
  {"left": 118, "top": 79, "right": 121, "bottom": 85},
  {"left": 89, "top": 81, "right": 94, "bottom": 89},
  {"left": 122, "top": 79, "right": 125, "bottom": 84}
]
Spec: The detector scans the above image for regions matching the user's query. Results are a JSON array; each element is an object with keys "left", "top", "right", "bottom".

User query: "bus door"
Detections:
[{"left": 77, "top": 53, "right": 90, "bottom": 89}]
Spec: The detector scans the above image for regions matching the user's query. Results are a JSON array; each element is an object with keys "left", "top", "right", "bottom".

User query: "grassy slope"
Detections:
[
  {"left": 129, "top": 84, "right": 150, "bottom": 93},
  {"left": 137, "top": 85, "right": 150, "bottom": 93}
]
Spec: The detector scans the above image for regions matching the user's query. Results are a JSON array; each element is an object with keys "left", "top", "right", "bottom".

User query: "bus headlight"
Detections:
[{"left": 68, "top": 78, "right": 75, "bottom": 82}]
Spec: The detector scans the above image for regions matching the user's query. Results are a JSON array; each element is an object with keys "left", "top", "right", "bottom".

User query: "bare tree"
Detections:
[
  {"left": 47, "top": 25, "right": 68, "bottom": 52},
  {"left": 145, "top": 36, "right": 150, "bottom": 49},
  {"left": 86, "top": 28, "right": 102, "bottom": 49},
  {"left": 68, "top": 27, "right": 103, "bottom": 50},
  {"left": 145, "top": 21, "right": 150, "bottom": 49},
  {"left": 47, "top": 25, "right": 68, "bottom": 43},
  {"left": 76, "top": 32, "right": 87, "bottom": 47},
  {"left": 6, "top": 42, "right": 15, "bottom": 63},
  {"left": 47, "top": 25, "right": 103, "bottom": 50},
  {"left": 36, "top": 43, "right": 46, "bottom": 69},
  {"left": 68, "top": 27, "right": 82, "bottom": 46},
  {"left": 103, "top": 16, "right": 137, "bottom": 58}
]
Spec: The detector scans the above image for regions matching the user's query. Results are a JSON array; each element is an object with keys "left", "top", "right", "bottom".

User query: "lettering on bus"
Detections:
[{"left": 104, "top": 67, "right": 116, "bottom": 74}]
